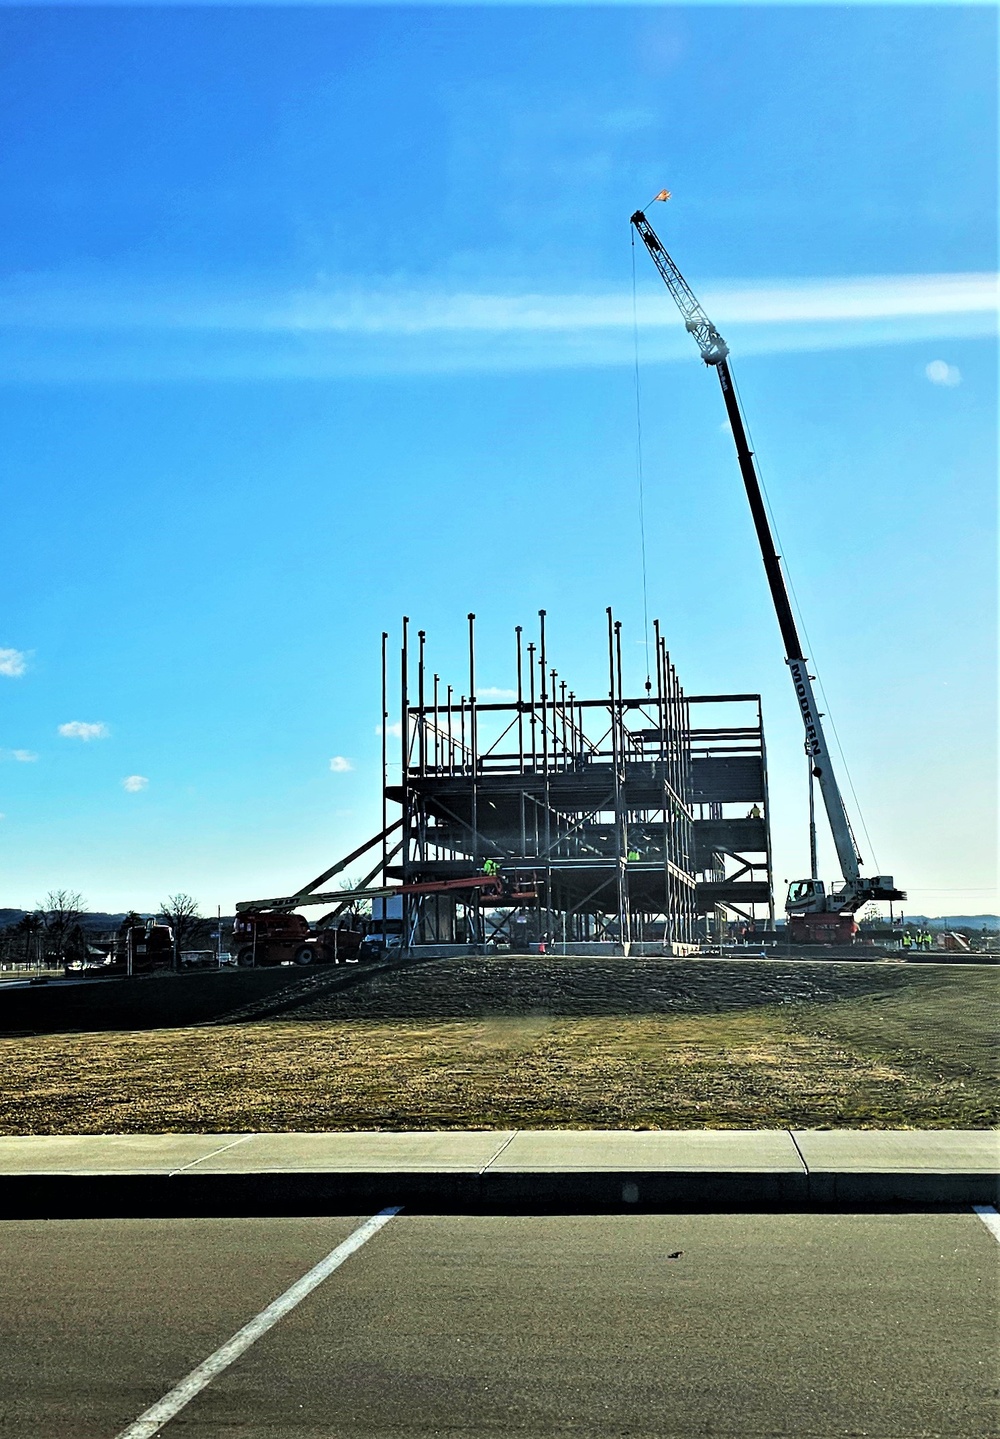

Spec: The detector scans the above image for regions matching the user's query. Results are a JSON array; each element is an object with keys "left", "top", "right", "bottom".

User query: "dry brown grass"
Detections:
[{"left": 3, "top": 964, "right": 996, "bottom": 1133}]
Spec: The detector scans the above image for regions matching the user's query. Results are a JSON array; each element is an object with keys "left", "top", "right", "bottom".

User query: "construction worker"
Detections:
[
  {"left": 627, "top": 848, "right": 641, "bottom": 862},
  {"left": 901, "top": 931, "right": 913, "bottom": 951},
  {"left": 748, "top": 804, "right": 762, "bottom": 819},
  {"left": 482, "top": 858, "right": 500, "bottom": 878}
]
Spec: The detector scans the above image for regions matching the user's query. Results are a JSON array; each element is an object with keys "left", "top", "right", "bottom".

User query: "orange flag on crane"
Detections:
[{"left": 654, "top": 190, "right": 671, "bottom": 201}]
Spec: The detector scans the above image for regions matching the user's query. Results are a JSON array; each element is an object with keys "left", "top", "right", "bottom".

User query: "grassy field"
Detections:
[{"left": 2, "top": 959, "right": 995, "bottom": 1133}]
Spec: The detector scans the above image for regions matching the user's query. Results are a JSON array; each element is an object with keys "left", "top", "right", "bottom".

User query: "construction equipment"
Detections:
[
  {"left": 230, "top": 910, "right": 365, "bottom": 968},
  {"left": 236, "top": 869, "right": 534, "bottom": 958},
  {"left": 631, "top": 205, "right": 905, "bottom": 942}
]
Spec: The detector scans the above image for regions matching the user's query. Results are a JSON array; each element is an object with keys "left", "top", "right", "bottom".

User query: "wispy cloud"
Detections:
[
  {"left": 4, "top": 271, "right": 994, "bottom": 333},
  {"left": 925, "top": 358, "right": 962, "bottom": 387},
  {"left": 10, "top": 749, "right": 38, "bottom": 763},
  {"left": 122, "top": 774, "right": 149, "bottom": 792},
  {"left": 0, "top": 271, "right": 994, "bottom": 381},
  {"left": 478, "top": 686, "right": 518, "bottom": 699},
  {"left": 0, "top": 648, "right": 27, "bottom": 677},
  {"left": 375, "top": 721, "right": 404, "bottom": 738},
  {"left": 58, "top": 721, "right": 109, "bottom": 741},
  {"left": 329, "top": 755, "right": 354, "bottom": 773}
]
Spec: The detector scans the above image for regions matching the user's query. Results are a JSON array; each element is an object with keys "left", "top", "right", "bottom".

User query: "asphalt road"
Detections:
[{"left": 1, "top": 1212, "right": 996, "bottom": 1438}]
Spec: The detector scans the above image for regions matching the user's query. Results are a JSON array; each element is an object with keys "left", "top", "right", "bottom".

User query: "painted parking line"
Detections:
[
  {"left": 114, "top": 1205, "right": 400, "bottom": 1439},
  {"left": 973, "top": 1204, "right": 1000, "bottom": 1243}
]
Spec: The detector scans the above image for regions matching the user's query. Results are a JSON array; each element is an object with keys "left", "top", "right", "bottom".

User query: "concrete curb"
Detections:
[
  {"left": 0, "top": 1130, "right": 995, "bottom": 1217},
  {"left": 0, "top": 1169, "right": 994, "bottom": 1218}
]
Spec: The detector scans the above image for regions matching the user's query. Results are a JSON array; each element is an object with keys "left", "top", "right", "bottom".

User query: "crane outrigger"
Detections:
[{"left": 631, "top": 205, "right": 904, "bottom": 941}]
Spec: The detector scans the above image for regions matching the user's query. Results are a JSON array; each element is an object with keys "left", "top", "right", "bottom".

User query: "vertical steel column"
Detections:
[
  {"left": 446, "top": 684, "right": 454, "bottom": 776},
  {"left": 538, "top": 609, "right": 551, "bottom": 938},
  {"left": 516, "top": 625, "right": 526, "bottom": 857},
  {"left": 538, "top": 611, "right": 548, "bottom": 778},
  {"left": 433, "top": 673, "right": 440, "bottom": 772},
  {"left": 468, "top": 613, "right": 478, "bottom": 871},
  {"left": 607, "top": 607, "right": 625, "bottom": 950},
  {"left": 559, "top": 680, "right": 568, "bottom": 768},
  {"left": 400, "top": 617, "right": 410, "bottom": 947},
  {"left": 527, "top": 645, "right": 538, "bottom": 854},
  {"left": 550, "top": 668, "right": 560, "bottom": 855},
  {"left": 416, "top": 630, "right": 428, "bottom": 890},
  {"left": 417, "top": 630, "right": 426, "bottom": 774},
  {"left": 381, "top": 631, "right": 388, "bottom": 891},
  {"left": 615, "top": 619, "right": 631, "bottom": 946},
  {"left": 761, "top": 697, "right": 775, "bottom": 925},
  {"left": 515, "top": 625, "right": 524, "bottom": 774},
  {"left": 653, "top": 621, "right": 669, "bottom": 942},
  {"left": 653, "top": 619, "right": 665, "bottom": 763},
  {"left": 527, "top": 643, "right": 537, "bottom": 773},
  {"left": 668, "top": 653, "right": 679, "bottom": 946}
]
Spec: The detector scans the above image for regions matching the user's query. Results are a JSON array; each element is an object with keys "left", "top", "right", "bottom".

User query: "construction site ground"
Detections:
[{"left": 3, "top": 956, "right": 996, "bottom": 1135}]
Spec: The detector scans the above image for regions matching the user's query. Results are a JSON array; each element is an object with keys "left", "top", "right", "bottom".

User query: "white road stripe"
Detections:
[
  {"left": 114, "top": 1206, "right": 401, "bottom": 1439},
  {"left": 973, "top": 1204, "right": 1000, "bottom": 1243}
]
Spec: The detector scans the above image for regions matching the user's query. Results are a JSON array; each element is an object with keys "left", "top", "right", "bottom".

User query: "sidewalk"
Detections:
[{"left": 0, "top": 1130, "right": 995, "bottom": 1216}]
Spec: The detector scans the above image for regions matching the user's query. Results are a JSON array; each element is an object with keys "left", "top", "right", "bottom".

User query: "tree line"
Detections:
[{"left": 0, "top": 890, "right": 218, "bottom": 970}]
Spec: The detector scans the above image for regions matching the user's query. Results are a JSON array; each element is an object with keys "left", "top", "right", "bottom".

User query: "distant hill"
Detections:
[
  {"left": 0, "top": 909, "right": 133, "bottom": 931},
  {"left": 0, "top": 910, "right": 235, "bottom": 932},
  {"left": 922, "top": 915, "right": 999, "bottom": 931}
]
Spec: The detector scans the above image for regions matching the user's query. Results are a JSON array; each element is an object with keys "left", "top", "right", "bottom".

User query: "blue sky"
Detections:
[{"left": 0, "top": 3, "right": 995, "bottom": 917}]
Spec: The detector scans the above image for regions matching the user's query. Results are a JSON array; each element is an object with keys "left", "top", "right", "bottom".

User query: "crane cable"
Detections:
[
  {"left": 630, "top": 229, "right": 652, "bottom": 691},
  {"left": 729, "top": 368, "right": 881, "bottom": 873}
]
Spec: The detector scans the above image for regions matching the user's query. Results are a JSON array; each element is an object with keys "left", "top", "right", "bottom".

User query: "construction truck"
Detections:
[
  {"left": 230, "top": 911, "right": 365, "bottom": 968},
  {"left": 115, "top": 918, "right": 174, "bottom": 974},
  {"left": 632, "top": 203, "right": 905, "bottom": 943},
  {"left": 237, "top": 870, "right": 533, "bottom": 954}
]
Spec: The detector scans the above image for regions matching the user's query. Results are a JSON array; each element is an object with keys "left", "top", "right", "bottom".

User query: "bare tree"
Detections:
[
  {"left": 337, "top": 877, "right": 372, "bottom": 919},
  {"left": 40, "top": 890, "right": 86, "bottom": 967},
  {"left": 13, "top": 912, "right": 43, "bottom": 966},
  {"left": 158, "top": 894, "right": 203, "bottom": 971}
]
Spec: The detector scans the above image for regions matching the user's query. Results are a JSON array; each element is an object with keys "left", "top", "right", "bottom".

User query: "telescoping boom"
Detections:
[{"left": 631, "top": 207, "right": 903, "bottom": 924}]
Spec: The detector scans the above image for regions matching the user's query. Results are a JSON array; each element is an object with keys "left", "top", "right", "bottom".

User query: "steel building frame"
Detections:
[
  {"left": 236, "top": 616, "right": 774, "bottom": 950},
  {"left": 383, "top": 609, "right": 700, "bottom": 952}
]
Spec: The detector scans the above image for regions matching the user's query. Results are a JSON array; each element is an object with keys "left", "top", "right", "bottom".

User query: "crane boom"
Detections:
[{"left": 631, "top": 208, "right": 904, "bottom": 916}]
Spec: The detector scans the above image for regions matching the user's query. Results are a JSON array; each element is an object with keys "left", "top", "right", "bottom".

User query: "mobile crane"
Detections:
[{"left": 631, "top": 206, "right": 905, "bottom": 942}]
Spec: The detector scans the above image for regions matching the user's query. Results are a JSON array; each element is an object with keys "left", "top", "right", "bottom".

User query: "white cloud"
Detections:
[
  {"left": 58, "top": 721, "right": 109, "bottom": 741},
  {"left": 122, "top": 774, "right": 148, "bottom": 792},
  {"left": 478, "top": 686, "right": 518, "bottom": 699},
  {"left": 375, "top": 721, "right": 404, "bottom": 738},
  {"left": 925, "top": 359, "right": 962, "bottom": 387},
  {"left": 0, "top": 270, "right": 994, "bottom": 381},
  {"left": 11, "top": 749, "right": 37, "bottom": 763},
  {"left": 0, "top": 648, "right": 27, "bottom": 677},
  {"left": 329, "top": 755, "right": 354, "bottom": 773},
  {"left": 4, "top": 271, "right": 994, "bottom": 335}
]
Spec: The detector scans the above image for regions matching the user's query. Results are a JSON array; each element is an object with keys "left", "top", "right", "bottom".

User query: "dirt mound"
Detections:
[{"left": 281, "top": 955, "right": 910, "bottom": 1023}]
